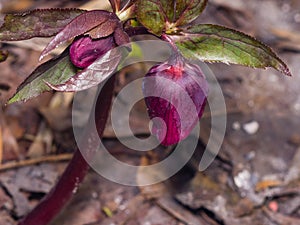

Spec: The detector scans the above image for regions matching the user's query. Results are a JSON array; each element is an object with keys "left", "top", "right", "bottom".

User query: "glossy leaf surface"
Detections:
[
  {"left": 9, "top": 49, "right": 77, "bottom": 103},
  {"left": 172, "top": 24, "right": 291, "bottom": 76},
  {"left": 136, "top": 0, "right": 207, "bottom": 35},
  {"left": 46, "top": 47, "right": 128, "bottom": 92}
]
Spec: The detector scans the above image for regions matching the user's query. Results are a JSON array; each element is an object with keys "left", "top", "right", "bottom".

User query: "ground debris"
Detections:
[
  {"left": 1, "top": 0, "right": 300, "bottom": 224},
  {"left": 0, "top": 163, "right": 59, "bottom": 217}
]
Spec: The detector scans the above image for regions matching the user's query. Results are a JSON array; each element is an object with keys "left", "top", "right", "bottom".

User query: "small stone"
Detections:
[
  {"left": 247, "top": 100, "right": 255, "bottom": 108},
  {"left": 232, "top": 121, "right": 241, "bottom": 130},
  {"left": 234, "top": 169, "right": 252, "bottom": 190},
  {"left": 294, "top": 13, "right": 300, "bottom": 23},
  {"left": 244, "top": 151, "right": 256, "bottom": 161},
  {"left": 293, "top": 102, "right": 300, "bottom": 112},
  {"left": 268, "top": 201, "right": 278, "bottom": 212},
  {"left": 270, "top": 157, "right": 287, "bottom": 171},
  {"left": 281, "top": 3, "right": 291, "bottom": 13},
  {"left": 243, "top": 121, "right": 259, "bottom": 135}
]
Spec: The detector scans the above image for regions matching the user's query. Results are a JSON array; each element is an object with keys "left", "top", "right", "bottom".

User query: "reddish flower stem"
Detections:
[{"left": 18, "top": 75, "right": 116, "bottom": 225}]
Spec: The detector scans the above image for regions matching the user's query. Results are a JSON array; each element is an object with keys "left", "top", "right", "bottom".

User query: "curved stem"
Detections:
[
  {"left": 18, "top": 75, "right": 116, "bottom": 225},
  {"left": 161, "top": 33, "right": 179, "bottom": 52}
]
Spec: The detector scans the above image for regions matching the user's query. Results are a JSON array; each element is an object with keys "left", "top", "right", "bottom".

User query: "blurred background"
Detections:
[{"left": 0, "top": 0, "right": 300, "bottom": 224}]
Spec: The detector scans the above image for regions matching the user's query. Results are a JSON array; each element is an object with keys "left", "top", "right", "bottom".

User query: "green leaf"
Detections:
[
  {"left": 46, "top": 46, "right": 128, "bottom": 92},
  {"left": 171, "top": 24, "right": 291, "bottom": 76},
  {"left": 136, "top": 0, "right": 170, "bottom": 35},
  {"left": 8, "top": 49, "right": 77, "bottom": 103},
  {"left": 136, "top": 0, "right": 207, "bottom": 35},
  {"left": 0, "top": 8, "right": 85, "bottom": 41},
  {"left": 173, "top": 0, "right": 208, "bottom": 27}
]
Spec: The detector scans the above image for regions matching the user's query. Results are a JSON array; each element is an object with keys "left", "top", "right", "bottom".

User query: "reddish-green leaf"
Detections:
[
  {"left": 8, "top": 49, "right": 77, "bottom": 103},
  {"left": 40, "top": 10, "right": 118, "bottom": 60},
  {"left": 87, "top": 19, "right": 118, "bottom": 39},
  {"left": 136, "top": 0, "right": 207, "bottom": 35},
  {"left": 113, "top": 27, "right": 130, "bottom": 46},
  {"left": 46, "top": 47, "right": 128, "bottom": 92},
  {"left": 0, "top": 9, "right": 85, "bottom": 41},
  {"left": 171, "top": 24, "right": 291, "bottom": 76}
]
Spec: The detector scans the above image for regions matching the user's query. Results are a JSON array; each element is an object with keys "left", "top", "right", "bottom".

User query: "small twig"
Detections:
[
  {"left": 0, "top": 153, "right": 73, "bottom": 172},
  {"left": 156, "top": 197, "right": 206, "bottom": 225},
  {"left": 263, "top": 206, "right": 300, "bottom": 225}
]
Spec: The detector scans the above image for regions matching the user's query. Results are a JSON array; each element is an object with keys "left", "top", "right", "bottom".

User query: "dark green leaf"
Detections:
[
  {"left": 0, "top": 9, "right": 85, "bottom": 41},
  {"left": 46, "top": 46, "right": 128, "bottom": 92},
  {"left": 172, "top": 24, "right": 291, "bottom": 76},
  {"left": 136, "top": 0, "right": 207, "bottom": 35},
  {"left": 173, "top": 0, "right": 208, "bottom": 27},
  {"left": 136, "top": 0, "right": 170, "bottom": 35},
  {"left": 8, "top": 49, "right": 77, "bottom": 103}
]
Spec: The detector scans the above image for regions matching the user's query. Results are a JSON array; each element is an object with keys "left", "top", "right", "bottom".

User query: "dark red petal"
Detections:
[
  {"left": 69, "top": 35, "right": 115, "bottom": 68},
  {"left": 143, "top": 58, "right": 208, "bottom": 146}
]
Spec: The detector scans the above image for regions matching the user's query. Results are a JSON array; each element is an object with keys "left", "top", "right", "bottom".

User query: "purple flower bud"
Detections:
[
  {"left": 143, "top": 55, "right": 209, "bottom": 146},
  {"left": 69, "top": 35, "right": 116, "bottom": 68}
]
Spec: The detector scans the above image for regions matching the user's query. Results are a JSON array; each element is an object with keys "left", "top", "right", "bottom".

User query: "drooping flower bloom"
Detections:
[
  {"left": 69, "top": 35, "right": 116, "bottom": 68},
  {"left": 143, "top": 54, "right": 209, "bottom": 146}
]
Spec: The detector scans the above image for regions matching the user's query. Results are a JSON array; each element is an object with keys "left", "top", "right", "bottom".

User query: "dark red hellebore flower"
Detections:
[{"left": 143, "top": 54, "right": 209, "bottom": 146}]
